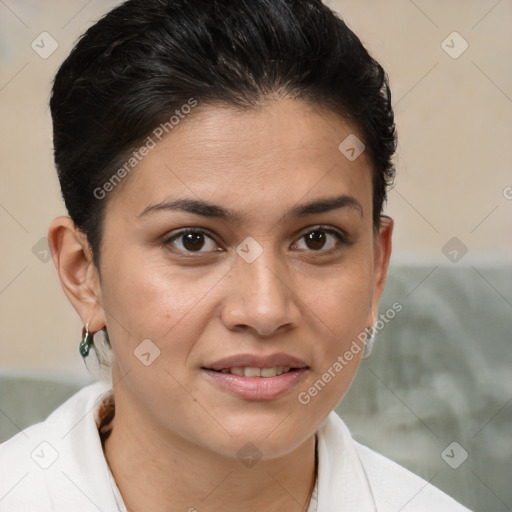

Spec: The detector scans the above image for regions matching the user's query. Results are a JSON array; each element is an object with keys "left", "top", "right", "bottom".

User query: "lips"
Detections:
[
  {"left": 218, "top": 366, "right": 292, "bottom": 377},
  {"left": 203, "top": 353, "right": 308, "bottom": 372},
  {"left": 201, "top": 352, "right": 309, "bottom": 400}
]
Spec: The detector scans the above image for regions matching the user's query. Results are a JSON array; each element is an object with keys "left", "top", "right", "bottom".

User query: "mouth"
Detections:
[
  {"left": 210, "top": 366, "right": 294, "bottom": 377},
  {"left": 203, "top": 352, "right": 308, "bottom": 372},
  {"left": 201, "top": 353, "right": 309, "bottom": 400}
]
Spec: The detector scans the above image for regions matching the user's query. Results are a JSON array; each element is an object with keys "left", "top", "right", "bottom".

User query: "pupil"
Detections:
[
  {"left": 306, "top": 231, "right": 325, "bottom": 250},
  {"left": 183, "top": 232, "right": 204, "bottom": 251}
]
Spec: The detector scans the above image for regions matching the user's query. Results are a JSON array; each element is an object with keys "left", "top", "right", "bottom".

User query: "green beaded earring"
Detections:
[{"left": 79, "top": 324, "right": 94, "bottom": 358}]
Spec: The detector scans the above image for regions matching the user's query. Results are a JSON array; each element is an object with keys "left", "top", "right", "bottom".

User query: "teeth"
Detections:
[
  {"left": 244, "top": 367, "right": 261, "bottom": 377},
  {"left": 260, "top": 367, "right": 277, "bottom": 377},
  {"left": 219, "top": 367, "right": 293, "bottom": 377}
]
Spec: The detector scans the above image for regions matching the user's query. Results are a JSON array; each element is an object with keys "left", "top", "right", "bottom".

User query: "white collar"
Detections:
[
  {"left": 0, "top": 381, "right": 377, "bottom": 511},
  {"left": 315, "top": 412, "right": 377, "bottom": 511},
  {"left": 93, "top": 383, "right": 377, "bottom": 512}
]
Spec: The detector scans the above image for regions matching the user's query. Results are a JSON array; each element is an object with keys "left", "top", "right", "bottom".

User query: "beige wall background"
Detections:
[{"left": 1, "top": 0, "right": 511, "bottom": 376}]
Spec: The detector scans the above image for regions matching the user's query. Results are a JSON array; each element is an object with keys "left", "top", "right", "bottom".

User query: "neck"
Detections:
[{"left": 103, "top": 385, "right": 317, "bottom": 512}]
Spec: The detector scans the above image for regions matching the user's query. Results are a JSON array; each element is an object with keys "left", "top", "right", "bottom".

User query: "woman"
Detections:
[{"left": 0, "top": 0, "right": 472, "bottom": 510}]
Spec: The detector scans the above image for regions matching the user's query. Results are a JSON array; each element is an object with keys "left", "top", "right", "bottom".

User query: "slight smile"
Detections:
[{"left": 202, "top": 352, "right": 310, "bottom": 401}]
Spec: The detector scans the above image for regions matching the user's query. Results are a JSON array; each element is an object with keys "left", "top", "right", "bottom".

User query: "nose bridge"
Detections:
[
  {"left": 222, "top": 238, "right": 299, "bottom": 335},
  {"left": 241, "top": 247, "right": 283, "bottom": 304}
]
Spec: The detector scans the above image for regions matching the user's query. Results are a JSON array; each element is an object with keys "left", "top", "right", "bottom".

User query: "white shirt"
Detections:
[{"left": 0, "top": 381, "right": 472, "bottom": 511}]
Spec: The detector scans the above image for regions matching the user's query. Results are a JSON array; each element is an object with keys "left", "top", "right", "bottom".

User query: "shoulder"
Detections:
[
  {"left": 318, "top": 412, "right": 473, "bottom": 512},
  {"left": 353, "top": 440, "right": 472, "bottom": 512},
  {"left": 0, "top": 380, "right": 114, "bottom": 512},
  {"left": 0, "top": 380, "right": 111, "bottom": 453}
]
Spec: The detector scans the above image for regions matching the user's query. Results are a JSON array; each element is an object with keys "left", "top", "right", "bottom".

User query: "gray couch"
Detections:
[{"left": 1, "top": 264, "right": 510, "bottom": 512}]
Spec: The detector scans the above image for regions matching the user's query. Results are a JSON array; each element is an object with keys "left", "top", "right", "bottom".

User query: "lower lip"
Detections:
[{"left": 202, "top": 368, "right": 308, "bottom": 401}]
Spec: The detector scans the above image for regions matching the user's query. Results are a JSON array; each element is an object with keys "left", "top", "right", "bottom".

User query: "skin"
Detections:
[{"left": 48, "top": 97, "right": 393, "bottom": 512}]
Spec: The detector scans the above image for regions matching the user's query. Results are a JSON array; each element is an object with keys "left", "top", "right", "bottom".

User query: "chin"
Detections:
[{"left": 193, "top": 407, "right": 319, "bottom": 461}]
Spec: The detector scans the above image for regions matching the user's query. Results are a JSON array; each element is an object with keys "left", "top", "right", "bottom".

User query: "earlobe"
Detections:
[
  {"left": 368, "top": 215, "right": 393, "bottom": 325},
  {"left": 47, "top": 216, "right": 106, "bottom": 332}
]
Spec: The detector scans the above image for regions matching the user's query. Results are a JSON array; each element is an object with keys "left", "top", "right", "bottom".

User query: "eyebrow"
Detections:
[{"left": 137, "top": 194, "right": 363, "bottom": 221}]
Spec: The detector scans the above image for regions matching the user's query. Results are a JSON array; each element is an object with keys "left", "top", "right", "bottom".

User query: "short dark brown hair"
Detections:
[{"left": 50, "top": 0, "right": 397, "bottom": 270}]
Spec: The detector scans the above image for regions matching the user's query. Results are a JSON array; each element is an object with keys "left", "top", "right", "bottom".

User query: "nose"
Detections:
[{"left": 220, "top": 247, "right": 301, "bottom": 337}]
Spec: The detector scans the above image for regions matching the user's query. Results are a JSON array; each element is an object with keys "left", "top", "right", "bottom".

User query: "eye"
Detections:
[
  {"left": 163, "top": 226, "right": 349, "bottom": 255},
  {"left": 164, "top": 229, "right": 221, "bottom": 253},
  {"left": 293, "top": 226, "right": 348, "bottom": 252}
]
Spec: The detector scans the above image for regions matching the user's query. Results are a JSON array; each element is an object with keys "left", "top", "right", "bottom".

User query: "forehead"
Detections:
[{"left": 105, "top": 98, "right": 373, "bottom": 224}]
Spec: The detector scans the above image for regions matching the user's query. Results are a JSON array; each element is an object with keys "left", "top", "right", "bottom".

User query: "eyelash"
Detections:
[{"left": 162, "top": 226, "right": 350, "bottom": 256}]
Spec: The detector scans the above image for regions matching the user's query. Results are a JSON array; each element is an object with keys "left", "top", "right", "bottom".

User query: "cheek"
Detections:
[
  {"left": 99, "top": 252, "right": 230, "bottom": 364},
  {"left": 297, "top": 248, "right": 373, "bottom": 385},
  {"left": 301, "top": 249, "right": 374, "bottom": 331}
]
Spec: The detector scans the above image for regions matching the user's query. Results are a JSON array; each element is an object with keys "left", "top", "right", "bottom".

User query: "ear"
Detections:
[
  {"left": 367, "top": 215, "right": 393, "bottom": 326},
  {"left": 47, "top": 216, "right": 106, "bottom": 333}
]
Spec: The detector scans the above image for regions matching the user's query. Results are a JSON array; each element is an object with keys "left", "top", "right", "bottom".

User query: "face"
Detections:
[{"left": 72, "top": 98, "right": 392, "bottom": 459}]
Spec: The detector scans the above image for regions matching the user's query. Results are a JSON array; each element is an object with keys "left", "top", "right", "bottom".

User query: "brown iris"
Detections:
[
  {"left": 182, "top": 232, "right": 206, "bottom": 251},
  {"left": 304, "top": 230, "right": 326, "bottom": 250}
]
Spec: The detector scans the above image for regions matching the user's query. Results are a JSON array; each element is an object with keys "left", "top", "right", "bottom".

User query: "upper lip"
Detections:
[{"left": 203, "top": 353, "right": 308, "bottom": 371}]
